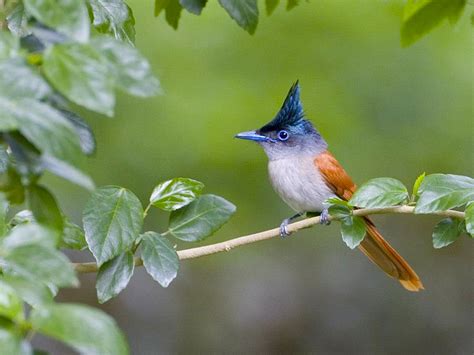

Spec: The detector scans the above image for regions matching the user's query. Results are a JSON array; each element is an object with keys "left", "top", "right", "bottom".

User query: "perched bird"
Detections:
[{"left": 235, "top": 81, "right": 423, "bottom": 291}]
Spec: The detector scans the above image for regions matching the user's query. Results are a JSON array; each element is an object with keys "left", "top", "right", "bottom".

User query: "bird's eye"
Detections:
[{"left": 277, "top": 130, "right": 289, "bottom": 141}]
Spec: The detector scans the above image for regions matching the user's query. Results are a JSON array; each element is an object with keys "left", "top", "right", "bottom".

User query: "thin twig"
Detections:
[{"left": 73, "top": 206, "right": 465, "bottom": 273}]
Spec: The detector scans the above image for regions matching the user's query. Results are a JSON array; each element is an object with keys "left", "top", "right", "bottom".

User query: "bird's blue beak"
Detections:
[{"left": 235, "top": 130, "right": 270, "bottom": 142}]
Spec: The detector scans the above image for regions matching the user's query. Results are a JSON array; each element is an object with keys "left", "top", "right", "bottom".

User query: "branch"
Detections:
[{"left": 73, "top": 206, "right": 465, "bottom": 273}]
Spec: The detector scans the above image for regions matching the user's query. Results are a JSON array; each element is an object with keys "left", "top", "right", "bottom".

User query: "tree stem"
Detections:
[{"left": 73, "top": 205, "right": 465, "bottom": 273}]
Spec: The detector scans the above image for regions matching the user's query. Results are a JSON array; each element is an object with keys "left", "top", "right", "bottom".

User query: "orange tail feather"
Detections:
[{"left": 358, "top": 218, "right": 424, "bottom": 292}]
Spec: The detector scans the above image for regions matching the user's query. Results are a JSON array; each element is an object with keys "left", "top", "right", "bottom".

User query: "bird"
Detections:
[{"left": 235, "top": 81, "right": 423, "bottom": 292}]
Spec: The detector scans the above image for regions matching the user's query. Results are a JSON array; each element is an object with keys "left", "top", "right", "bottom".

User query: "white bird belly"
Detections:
[{"left": 268, "top": 156, "right": 336, "bottom": 212}]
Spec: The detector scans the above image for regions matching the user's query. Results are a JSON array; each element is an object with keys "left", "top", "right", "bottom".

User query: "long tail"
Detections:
[{"left": 358, "top": 218, "right": 424, "bottom": 292}]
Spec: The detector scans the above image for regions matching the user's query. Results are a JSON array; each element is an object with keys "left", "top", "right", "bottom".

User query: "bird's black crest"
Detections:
[{"left": 259, "top": 81, "right": 304, "bottom": 133}]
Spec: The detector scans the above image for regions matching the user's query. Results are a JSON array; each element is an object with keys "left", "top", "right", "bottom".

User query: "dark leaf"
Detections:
[
  {"left": 23, "top": 0, "right": 90, "bottom": 42},
  {"left": 401, "top": 0, "right": 467, "bottom": 47},
  {"left": 91, "top": 37, "right": 160, "bottom": 97},
  {"left": 180, "top": 0, "right": 207, "bottom": 15},
  {"left": 287, "top": 0, "right": 299, "bottom": 10},
  {"left": 83, "top": 186, "right": 143, "bottom": 266},
  {"left": 218, "top": 0, "right": 258, "bottom": 34},
  {"left": 141, "top": 232, "right": 179, "bottom": 287},
  {"left": 150, "top": 178, "right": 204, "bottom": 211},
  {"left": 432, "top": 217, "right": 464, "bottom": 248},
  {"left": 27, "top": 185, "right": 63, "bottom": 232},
  {"left": 265, "top": 0, "right": 279, "bottom": 15},
  {"left": 0, "top": 145, "right": 8, "bottom": 174},
  {"left": 415, "top": 174, "right": 474, "bottom": 213},
  {"left": 165, "top": 0, "right": 183, "bottom": 29},
  {"left": 0, "top": 167, "right": 25, "bottom": 205},
  {"left": 96, "top": 251, "right": 134, "bottom": 304},
  {"left": 350, "top": 177, "right": 409, "bottom": 208},
  {"left": 168, "top": 194, "right": 236, "bottom": 242},
  {"left": 154, "top": 0, "right": 169, "bottom": 16},
  {"left": 43, "top": 43, "right": 115, "bottom": 116},
  {"left": 31, "top": 303, "right": 129, "bottom": 355}
]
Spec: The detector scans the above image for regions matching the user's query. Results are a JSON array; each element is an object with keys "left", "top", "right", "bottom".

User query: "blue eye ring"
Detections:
[{"left": 277, "top": 130, "right": 289, "bottom": 141}]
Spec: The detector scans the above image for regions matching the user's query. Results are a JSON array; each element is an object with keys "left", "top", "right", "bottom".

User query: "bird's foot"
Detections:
[
  {"left": 319, "top": 208, "right": 331, "bottom": 225},
  {"left": 279, "top": 218, "right": 291, "bottom": 238}
]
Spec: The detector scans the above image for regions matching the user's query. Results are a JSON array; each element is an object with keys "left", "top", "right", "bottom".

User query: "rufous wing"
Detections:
[{"left": 314, "top": 151, "right": 423, "bottom": 291}]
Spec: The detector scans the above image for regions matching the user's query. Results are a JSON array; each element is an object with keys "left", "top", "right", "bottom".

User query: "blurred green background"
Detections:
[{"left": 36, "top": 0, "right": 473, "bottom": 354}]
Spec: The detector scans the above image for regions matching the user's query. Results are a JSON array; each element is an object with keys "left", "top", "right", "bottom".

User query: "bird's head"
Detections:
[{"left": 235, "top": 81, "right": 327, "bottom": 160}]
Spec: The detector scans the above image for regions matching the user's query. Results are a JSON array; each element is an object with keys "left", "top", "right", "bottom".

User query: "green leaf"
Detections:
[
  {"left": 401, "top": 0, "right": 467, "bottom": 47},
  {"left": 150, "top": 178, "right": 204, "bottom": 211},
  {"left": 88, "top": 0, "right": 136, "bottom": 44},
  {"left": 412, "top": 172, "right": 426, "bottom": 199},
  {"left": 83, "top": 186, "right": 143, "bottom": 266},
  {"left": 432, "top": 218, "right": 464, "bottom": 248},
  {"left": 1, "top": 275, "right": 53, "bottom": 308},
  {"left": 0, "top": 281, "right": 23, "bottom": 321},
  {"left": 328, "top": 204, "right": 351, "bottom": 220},
  {"left": 218, "top": 0, "right": 259, "bottom": 34},
  {"left": 6, "top": 4, "right": 30, "bottom": 37},
  {"left": 0, "top": 326, "right": 25, "bottom": 355},
  {"left": 3, "top": 244, "right": 78, "bottom": 287},
  {"left": 141, "top": 232, "right": 179, "bottom": 287},
  {"left": 265, "top": 0, "right": 279, "bottom": 15},
  {"left": 0, "top": 59, "right": 52, "bottom": 100},
  {"left": 23, "top": 0, "right": 90, "bottom": 42},
  {"left": 180, "top": 0, "right": 207, "bottom": 15},
  {"left": 168, "top": 194, "right": 236, "bottom": 242},
  {"left": 96, "top": 251, "right": 134, "bottom": 304},
  {"left": 0, "top": 32, "right": 19, "bottom": 60},
  {"left": 165, "top": 0, "right": 183, "bottom": 29},
  {"left": 57, "top": 110, "right": 96, "bottom": 156},
  {"left": 349, "top": 178, "right": 409, "bottom": 208},
  {"left": 0, "top": 168, "right": 25, "bottom": 205},
  {"left": 2, "top": 223, "right": 58, "bottom": 249},
  {"left": 43, "top": 43, "right": 115, "bottom": 116},
  {"left": 415, "top": 174, "right": 474, "bottom": 213},
  {"left": 287, "top": 0, "right": 299, "bottom": 11},
  {"left": 0, "top": 193, "right": 9, "bottom": 237},
  {"left": 465, "top": 203, "right": 473, "bottom": 236},
  {"left": 31, "top": 303, "right": 129, "bottom": 355},
  {"left": 91, "top": 37, "right": 160, "bottom": 97},
  {"left": 27, "top": 185, "right": 63, "bottom": 232},
  {"left": 60, "top": 220, "right": 87, "bottom": 250},
  {"left": 340, "top": 215, "right": 366, "bottom": 249},
  {"left": 155, "top": 0, "right": 170, "bottom": 16},
  {"left": 41, "top": 155, "right": 95, "bottom": 190},
  {"left": 0, "top": 98, "right": 82, "bottom": 165}
]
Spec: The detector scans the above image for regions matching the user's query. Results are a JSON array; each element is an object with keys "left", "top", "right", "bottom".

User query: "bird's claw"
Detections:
[
  {"left": 320, "top": 208, "right": 331, "bottom": 225},
  {"left": 279, "top": 219, "right": 291, "bottom": 237}
]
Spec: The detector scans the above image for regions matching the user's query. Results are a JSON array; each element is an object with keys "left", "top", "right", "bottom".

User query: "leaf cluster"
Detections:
[
  {"left": 154, "top": 0, "right": 300, "bottom": 34},
  {"left": 326, "top": 174, "right": 473, "bottom": 249}
]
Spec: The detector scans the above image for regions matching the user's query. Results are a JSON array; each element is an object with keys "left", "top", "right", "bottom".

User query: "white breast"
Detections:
[{"left": 268, "top": 156, "right": 336, "bottom": 212}]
